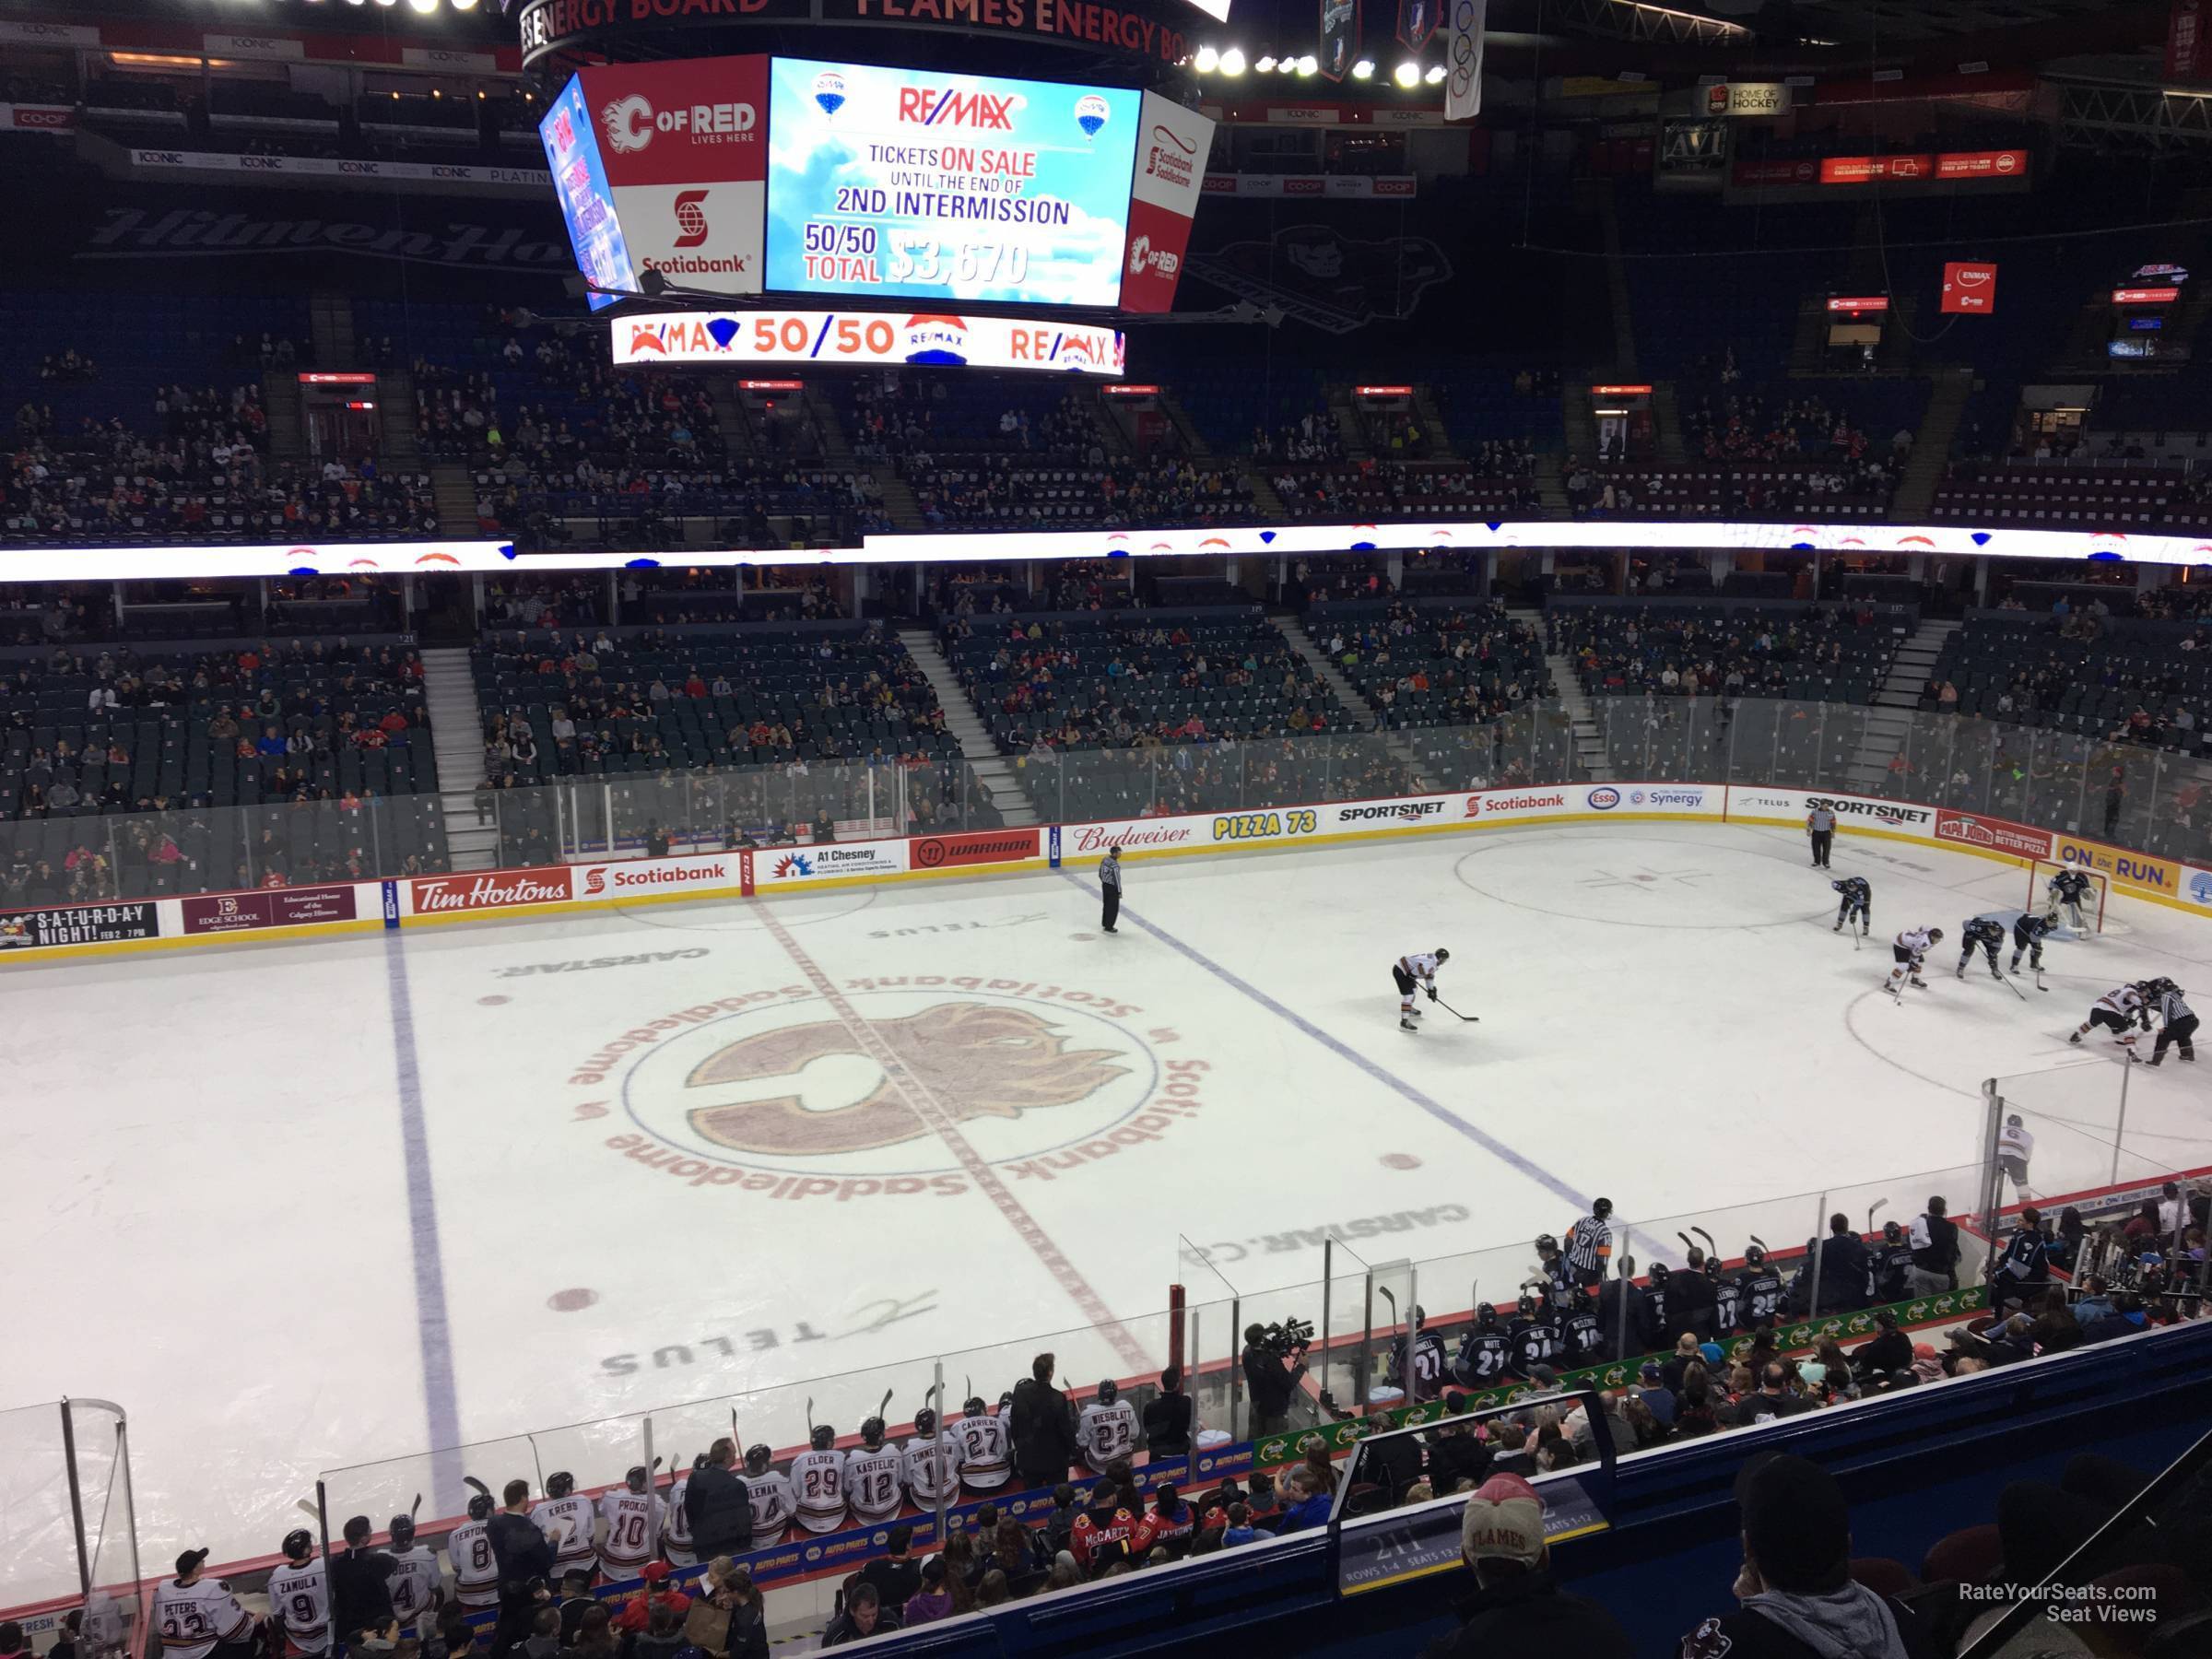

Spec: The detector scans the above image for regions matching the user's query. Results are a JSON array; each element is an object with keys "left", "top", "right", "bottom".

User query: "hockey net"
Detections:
[{"left": 2027, "top": 859, "right": 2113, "bottom": 936}]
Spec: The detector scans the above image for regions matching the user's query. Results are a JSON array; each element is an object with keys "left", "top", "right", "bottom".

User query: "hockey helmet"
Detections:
[
  {"left": 1927, "top": 927, "right": 1945, "bottom": 943},
  {"left": 1097, "top": 1380, "right": 1119, "bottom": 1406},
  {"left": 913, "top": 1407, "right": 937, "bottom": 1439},
  {"left": 626, "top": 1465, "right": 650, "bottom": 1494},
  {"left": 1646, "top": 1262, "right": 1670, "bottom": 1287},
  {"left": 1743, "top": 1244, "right": 1767, "bottom": 1267},
  {"left": 466, "top": 1492, "right": 494, "bottom": 1522},
  {"left": 1515, "top": 1290, "right": 1541, "bottom": 1320},
  {"left": 860, "top": 1417, "right": 887, "bottom": 1449},
  {"left": 1534, "top": 1232, "right": 1559, "bottom": 1257},
  {"left": 389, "top": 1515, "right": 416, "bottom": 1550},
  {"left": 1434, "top": 947, "right": 1450, "bottom": 962},
  {"left": 809, "top": 1425, "right": 836, "bottom": 1452},
  {"left": 1592, "top": 1197, "right": 1613, "bottom": 1218},
  {"left": 1883, "top": 1220, "right": 1904, "bottom": 1244},
  {"left": 1474, "top": 1302, "right": 1498, "bottom": 1328},
  {"left": 998, "top": 1391, "right": 1015, "bottom": 1412},
  {"left": 745, "top": 1444, "right": 773, "bottom": 1476},
  {"left": 282, "top": 1529, "right": 313, "bottom": 1563},
  {"left": 962, "top": 1395, "right": 989, "bottom": 1418},
  {"left": 1407, "top": 1303, "right": 1427, "bottom": 1327},
  {"left": 547, "top": 1471, "right": 575, "bottom": 1499},
  {"left": 2006, "top": 1113, "right": 2024, "bottom": 1127}
]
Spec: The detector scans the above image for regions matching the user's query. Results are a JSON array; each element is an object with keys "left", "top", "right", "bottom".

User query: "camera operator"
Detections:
[{"left": 1241, "top": 1323, "right": 1307, "bottom": 1435}]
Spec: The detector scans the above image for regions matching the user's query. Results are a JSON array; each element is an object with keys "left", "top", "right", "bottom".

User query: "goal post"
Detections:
[{"left": 2027, "top": 859, "right": 2109, "bottom": 935}]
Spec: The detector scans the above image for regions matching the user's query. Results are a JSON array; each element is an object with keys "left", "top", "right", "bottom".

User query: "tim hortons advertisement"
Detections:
[{"left": 410, "top": 867, "right": 575, "bottom": 916}]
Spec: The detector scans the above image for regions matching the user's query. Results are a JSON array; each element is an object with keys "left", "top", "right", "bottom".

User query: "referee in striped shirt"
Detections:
[{"left": 1564, "top": 1198, "right": 1615, "bottom": 1289}]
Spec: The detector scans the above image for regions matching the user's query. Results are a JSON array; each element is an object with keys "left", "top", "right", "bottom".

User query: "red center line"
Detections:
[{"left": 755, "top": 901, "right": 1153, "bottom": 1373}]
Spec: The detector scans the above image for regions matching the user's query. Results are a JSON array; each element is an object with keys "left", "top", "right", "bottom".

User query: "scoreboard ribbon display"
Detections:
[{"left": 764, "top": 58, "right": 1142, "bottom": 309}]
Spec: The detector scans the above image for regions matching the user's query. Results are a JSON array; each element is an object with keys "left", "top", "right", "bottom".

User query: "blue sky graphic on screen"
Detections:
[
  {"left": 765, "top": 59, "right": 1141, "bottom": 309},
  {"left": 539, "top": 75, "right": 636, "bottom": 312}
]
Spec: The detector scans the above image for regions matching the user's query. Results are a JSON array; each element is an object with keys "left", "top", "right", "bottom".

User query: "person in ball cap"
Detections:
[
  {"left": 1419, "top": 1475, "right": 1630, "bottom": 1656},
  {"left": 1677, "top": 1453, "right": 1939, "bottom": 1659}
]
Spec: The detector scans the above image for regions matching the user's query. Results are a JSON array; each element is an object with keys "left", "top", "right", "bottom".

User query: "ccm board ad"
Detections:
[{"left": 764, "top": 59, "right": 1141, "bottom": 308}]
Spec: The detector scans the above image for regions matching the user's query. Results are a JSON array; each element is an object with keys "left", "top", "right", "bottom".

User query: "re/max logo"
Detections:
[{"left": 898, "top": 87, "right": 1018, "bottom": 128}]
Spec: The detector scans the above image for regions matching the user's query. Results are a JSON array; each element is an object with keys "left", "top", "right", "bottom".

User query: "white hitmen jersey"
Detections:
[
  {"left": 1397, "top": 952, "right": 1442, "bottom": 982},
  {"left": 746, "top": 1467, "right": 797, "bottom": 1537},
  {"left": 446, "top": 1519, "right": 500, "bottom": 1607},
  {"left": 265, "top": 1559, "right": 332, "bottom": 1655},
  {"left": 1998, "top": 1121, "right": 2035, "bottom": 1163},
  {"left": 598, "top": 1490, "right": 664, "bottom": 1580},
  {"left": 1077, "top": 1400, "right": 1138, "bottom": 1473},
  {"left": 386, "top": 1545, "right": 441, "bottom": 1631},
  {"left": 2096, "top": 985, "right": 2145, "bottom": 1019},
  {"left": 954, "top": 1411, "right": 1011, "bottom": 1489},
  {"left": 1895, "top": 927, "right": 1936, "bottom": 956},
  {"left": 846, "top": 1444, "right": 905, "bottom": 1525},
  {"left": 150, "top": 1577, "right": 255, "bottom": 1659},
  {"left": 661, "top": 1474, "right": 695, "bottom": 1566},
  {"left": 902, "top": 1431, "right": 965, "bottom": 1506},
  {"left": 790, "top": 1447, "right": 849, "bottom": 1534},
  {"left": 532, "top": 1493, "right": 598, "bottom": 1577}
]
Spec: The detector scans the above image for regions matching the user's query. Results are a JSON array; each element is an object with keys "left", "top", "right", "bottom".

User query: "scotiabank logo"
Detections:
[
  {"left": 672, "top": 189, "right": 710, "bottom": 249},
  {"left": 601, "top": 93, "right": 758, "bottom": 154},
  {"left": 412, "top": 870, "right": 571, "bottom": 913},
  {"left": 1145, "top": 124, "right": 1197, "bottom": 189},
  {"left": 898, "top": 87, "right": 1019, "bottom": 128},
  {"left": 1465, "top": 791, "right": 1568, "bottom": 818},
  {"left": 578, "top": 860, "right": 732, "bottom": 897}
]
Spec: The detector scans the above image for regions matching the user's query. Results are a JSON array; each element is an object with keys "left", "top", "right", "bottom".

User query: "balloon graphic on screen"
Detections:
[
  {"left": 1075, "top": 94, "right": 1110, "bottom": 141},
  {"left": 813, "top": 70, "right": 847, "bottom": 119}
]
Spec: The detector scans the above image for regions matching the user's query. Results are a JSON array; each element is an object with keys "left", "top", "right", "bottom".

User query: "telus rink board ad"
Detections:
[{"left": 764, "top": 60, "right": 1141, "bottom": 308}]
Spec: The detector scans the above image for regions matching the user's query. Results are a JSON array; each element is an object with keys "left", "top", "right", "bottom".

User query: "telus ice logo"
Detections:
[{"left": 1586, "top": 787, "right": 1621, "bottom": 810}]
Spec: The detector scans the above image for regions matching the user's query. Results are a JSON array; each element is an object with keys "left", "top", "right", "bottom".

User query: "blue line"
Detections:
[
  {"left": 383, "top": 931, "right": 464, "bottom": 1500},
  {"left": 1058, "top": 869, "right": 1595, "bottom": 1211}
]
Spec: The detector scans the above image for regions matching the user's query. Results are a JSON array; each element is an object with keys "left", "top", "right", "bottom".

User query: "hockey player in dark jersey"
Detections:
[
  {"left": 1867, "top": 1221, "right": 1915, "bottom": 1303},
  {"left": 1706, "top": 1255, "right": 1744, "bottom": 1339},
  {"left": 1956, "top": 915, "right": 2007, "bottom": 982},
  {"left": 2009, "top": 911, "right": 2056, "bottom": 989},
  {"left": 1534, "top": 1234, "right": 1578, "bottom": 1312},
  {"left": 1452, "top": 1305, "right": 1512, "bottom": 1388},
  {"left": 1831, "top": 876, "right": 1871, "bottom": 935},
  {"left": 1559, "top": 1287, "right": 1604, "bottom": 1366},
  {"left": 1505, "top": 1290, "right": 1559, "bottom": 1379},
  {"left": 1738, "top": 1245, "right": 1785, "bottom": 1331},
  {"left": 2046, "top": 867, "right": 2096, "bottom": 932},
  {"left": 1635, "top": 1262, "right": 1672, "bottom": 1351},
  {"left": 1387, "top": 1306, "right": 1449, "bottom": 1397}
]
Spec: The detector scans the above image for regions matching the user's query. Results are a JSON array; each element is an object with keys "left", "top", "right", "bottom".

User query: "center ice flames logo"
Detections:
[
  {"left": 682, "top": 1002, "right": 1128, "bottom": 1155},
  {"left": 586, "top": 983, "right": 1196, "bottom": 1199}
]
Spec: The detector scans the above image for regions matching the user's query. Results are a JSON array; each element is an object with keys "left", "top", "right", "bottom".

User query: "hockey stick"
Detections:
[
  {"left": 1677, "top": 1230, "right": 1696, "bottom": 1255},
  {"left": 411, "top": 1493, "right": 422, "bottom": 1519},
  {"left": 1867, "top": 1199, "right": 1886, "bottom": 1235},
  {"left": 1747, "top": 1234, "right": 1768, "bottom": 1253},
  {"left": 295, "top": 1499, "right": 319, "bottom": 1520},
  {"left": 1997, "top": 971, "right": 2028, "bottom": 1003},
  {"left": 1691, "top": 1226, "right": 1718, "bottom": 1259},
  {"left": 1433, "top": 995, "right": 1480, "bottom": 1023}
]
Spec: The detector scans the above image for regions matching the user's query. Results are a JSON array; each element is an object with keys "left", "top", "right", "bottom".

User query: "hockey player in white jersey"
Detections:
[
  {"left": 902, "top": 1407, "right": 965, "bottom": 1509},
  {"left": 1996, "top": 1112, "right": 2036, "bottom": 1198},
  {"left": 845, "top": 1415, "right": 906, "bottom": 1527},
  {"left": 151, "top": 1550, "right": 259, "bottom": 1659},
  {"left": 266, "top": 1533, "right": 333, "bottom": 1658},
  {"left": 1393, "top": 947, "right": 1450, "bottom": 1033},
  {"left": 660, "top": 1459, "right": 698, "bottom": 1567},
  {"left": 2071, "top": 982, "right": 2150, "bottom": 1051},
  {"left": 955, "top": 1394, "right": 1012, "bottom": 1495},
  {"left": 1077, "top": 1380, "right": 1139, "bottom": 1474},
  {"left": 447, "top": 1491, "right": 501, "bottom": 1610},
  {"left": 598, "top": 1466, "right": 664, "bottom": 1584},
  {"left": 742, "top": 1444, "right": 797, "bottom": 1540},
  {"left": 1885, "top": 926, "right": 1942, "bottom": 999},
  {"left": 790, "top": 1425, "right": 849, "bottom": 1535},
  {"left": 532, "top": 1472, "right": 599, "bottom": 1583},
  {"left": 384, "top": 1515, "right": 442, "bottom": 1641}
]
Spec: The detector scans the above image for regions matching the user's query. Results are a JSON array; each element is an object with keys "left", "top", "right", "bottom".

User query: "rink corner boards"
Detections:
[{"left": 6, "top": 782, "right": 2206, "bottom": 962}]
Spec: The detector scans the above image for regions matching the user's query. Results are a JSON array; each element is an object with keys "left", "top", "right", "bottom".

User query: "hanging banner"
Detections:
[
  {"left": 2169, "top": 0, "right": 2207, "bottom": 81},
  {"left": 1321, "top": 0, "right": 1359, "bottom": 81},
  {"left": 1444, "top": 0, "right": 1486, "bottom": 123},
  {"left": 1941, "top": 260, "right": 1998, "bottom": 314},
  {"left": 1396, "top": 0, "right": 1438, "bottom": 50}
]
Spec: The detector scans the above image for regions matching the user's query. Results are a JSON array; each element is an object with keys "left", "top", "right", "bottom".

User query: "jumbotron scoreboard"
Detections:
[{"left": 539, "top": 52, "right": 1213, "bottom": 374}]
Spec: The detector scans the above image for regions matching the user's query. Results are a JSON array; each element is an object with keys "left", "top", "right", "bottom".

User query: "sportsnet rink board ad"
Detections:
[
  {"left": 613, "top": 308, "right": 1127, "bottom": 375},
  {"left": 763, "top": 60, "right": 1142, "bottom": 308}
]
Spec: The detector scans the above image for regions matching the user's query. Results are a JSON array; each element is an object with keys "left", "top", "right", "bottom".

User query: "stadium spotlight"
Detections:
[
  {"left": 407, "top": 0, "right": 438, "bottom": 12},
  {"left": 1219, "top": 47, "right": 1246, "bottom": 75},
  {"left": 1297, "top": 54, "right": 1319, "bottom": 75},
  {"left": 1394, "top": 61, "right": 1420, "bottom": 87},
  {"left": 453, "top": 0, "right": 481, "bottom": 9},
  {"left": 1424, "top": 63, "right": 1446, "bottom": 83},
  {"left": 1255, "top": 54, "right": 1277, "bottom": 71},
  {"left": 1194, "top": 44, "right": 1219, "bottom": 72},
  {"left": 1351, "top": 59, "right": 1374, "bottom": 78}
]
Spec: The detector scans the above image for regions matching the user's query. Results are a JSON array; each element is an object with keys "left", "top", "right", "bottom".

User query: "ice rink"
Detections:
[{"left": 11, "top": 818, "right": 2212, "bottom": 1576}]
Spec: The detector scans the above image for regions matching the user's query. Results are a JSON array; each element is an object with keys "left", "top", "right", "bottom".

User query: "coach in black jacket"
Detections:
[
  {"left": 486, "top": 1481, "right": 557, "bottom": 1659},
  {"left": 686, "top": 1440, "right": 754, "bottom": 1557},
  {"left": 1008, "top": 1353, "right": 1080, "bottom": 1488}
]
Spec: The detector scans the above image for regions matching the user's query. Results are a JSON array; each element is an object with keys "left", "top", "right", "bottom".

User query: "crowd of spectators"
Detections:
[
  {"left": 1273, "top": 456, "right": 1540, "bottom": 519},
  {"left": 910, "top": 455, "right": 1255, "bottom": 530},
  {"left": 1310, "top": 600, "right": 1550, "bottom": 729},
  {"left": 1550, "top": 602, "right": 1897, "bottom": 701},
  {"left": 1250, "top": 410, "right": 1345, "bottom": 464}
]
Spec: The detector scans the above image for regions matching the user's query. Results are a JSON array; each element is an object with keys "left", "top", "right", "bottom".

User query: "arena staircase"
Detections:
[
  {"left": 1513, "top": 608, "right": 1616, "bottom": 782},
  {"left": 1269, "top": 616, "right": 1431, "bottom": 783},
  {"left": 1155, "top": 386, "right": 1212, "bottom": 456},
  {"left": 419, "top": 646, "right": 500, "bottom": 871},
  {"left": 1891, "top": 368, "right": 1973, "bottom": 522},
  {"left": 1837, "top": 618, "right": 1958, "bottom": 794},
  {"left": 896, "top": 628, "right": 1039, "bottom": 826}
]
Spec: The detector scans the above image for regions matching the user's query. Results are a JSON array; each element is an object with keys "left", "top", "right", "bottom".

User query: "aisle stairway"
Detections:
[
  {"left": 896, "top": 627, "right": 1037, "bottom": 826},
  {"left": 1268, "top": 615, "right": 1429, "bottom": 783},
  {"left": 1841, "top": 617, "right": 1958, "bottom": 793},
  {"left": 419, "top": 645, "right": 499, "bottom": 870},
  {"left": 1503, "top": 603, "right": 1614, "bottom": 781}
]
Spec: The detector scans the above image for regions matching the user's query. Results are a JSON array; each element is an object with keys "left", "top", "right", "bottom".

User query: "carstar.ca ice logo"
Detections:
[{"left": 567, "top": 982, "right": 1209, "bottom": 1205}]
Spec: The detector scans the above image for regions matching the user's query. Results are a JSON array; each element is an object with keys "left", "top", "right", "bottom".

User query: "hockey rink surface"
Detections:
[{"left": 11, "top": 818, "right": 2212, "bottom": 1582}]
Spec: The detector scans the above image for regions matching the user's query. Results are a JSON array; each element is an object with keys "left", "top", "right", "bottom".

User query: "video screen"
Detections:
[
  {"left": 764, "top": 59, "right": 1141, "bottom": 309},
  {"left": 539, "top": 75, "right": 636, "bottom": 312}
]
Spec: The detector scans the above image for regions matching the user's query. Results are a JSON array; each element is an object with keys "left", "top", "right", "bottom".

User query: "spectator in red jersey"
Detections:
[
  {"left": 1132, "top": 1485, "right": 1194, "bottom": 1558},
  {"left": 1070, "top": 1483, "right": 1143, "bottom": 1573},
  {"left": 609, "top": 1562, "right": 688, "bottom": 1634}
]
